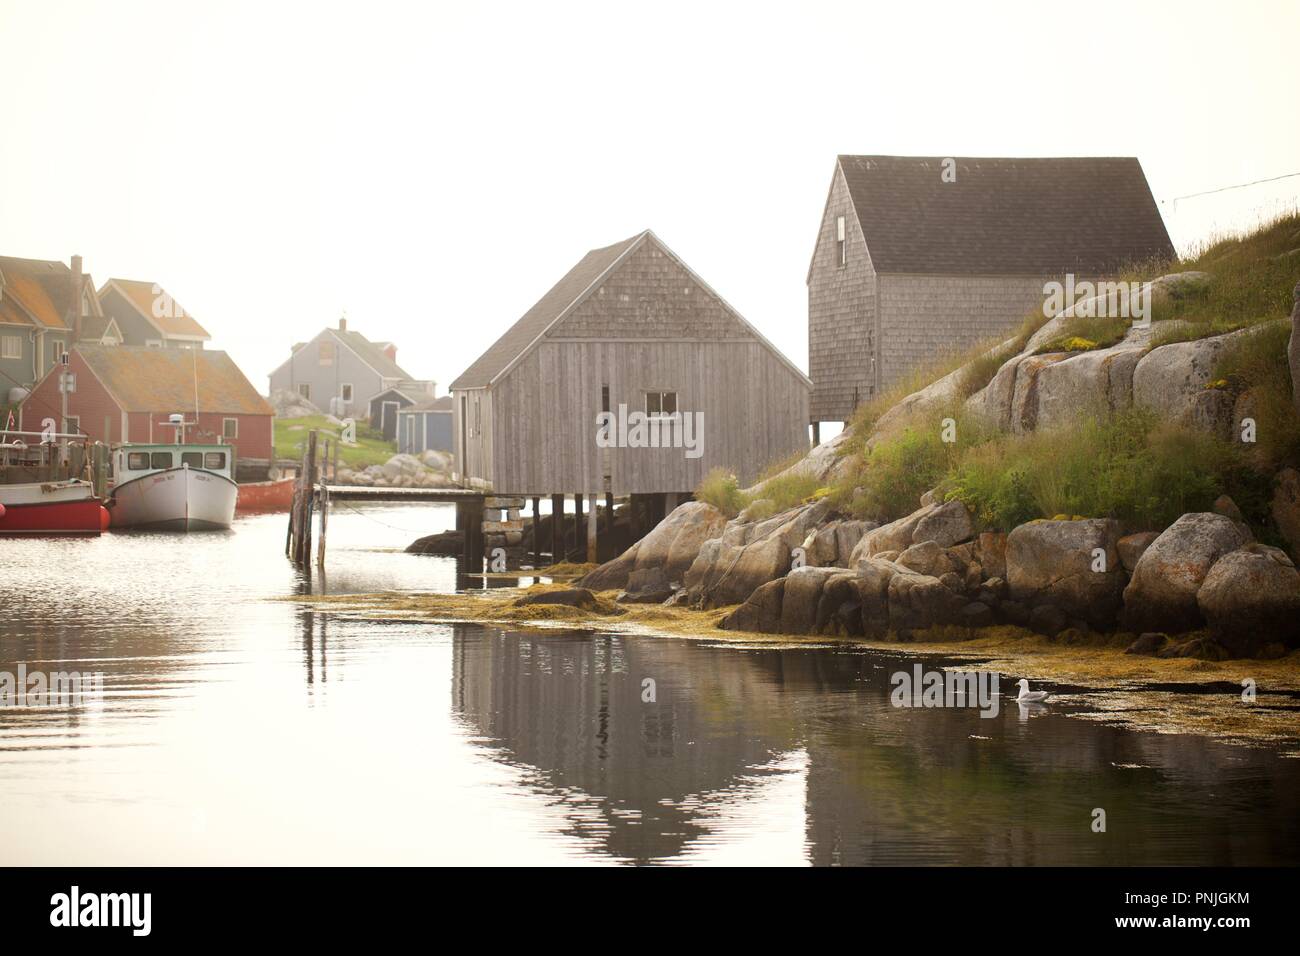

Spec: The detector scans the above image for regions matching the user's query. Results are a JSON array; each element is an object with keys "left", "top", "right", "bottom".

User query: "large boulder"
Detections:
[
  {"left": 617, "top": 567, "right": 675, "bottom": 605},
  {"left": 911, "top": 499, "right": 973, "bottom": 547},
  {"left": 1117, "top": 531, "right": 1160, "bottom": 573},
  {"left": 1122, "top": 512, "right": 1253, "bottom": 632},
  {"left": 1031, "top": 343, "right": 1145, "bottom": 430},
  {"left": 886, "top": 569, "right": 967, "bottom": 634},
  {"left": 579, "top": 501, "right": 726, "bottom": 591},
  {"left": 779, "top": 566, "right": 847, "bottom": 634},
  {"left": 857, "top": 557, "right": 900, "bottom": 637},
  {"left": 718, "top": 578, "right": 786, "bottom": 633},
  {"left": 1132, "top": 324, "right": 1278, "bottom": 435},
  {"left": 1196, "top": 544, "right": 1300, "bottom": 655},
  {"left": 686, "top": 501, "right": 831, "bottom": 609},
  {"left": 1006, "top": 518, "right": 1124, "bottom": 628},
  {"left": 851, "top": 503, "right": 940, "bottom": 561}
]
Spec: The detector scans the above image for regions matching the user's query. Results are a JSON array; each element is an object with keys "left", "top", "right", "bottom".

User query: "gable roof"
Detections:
[
  {"left": 72, "top": 344, "right": 273, "bottom": 415},
  {"left": 0, "top": 255, "right": 75, "bottom": 329},
  {"left": 451, "top": 230, "right": 811, "bottom": 390},
  {"left": 833, "top": 155, "right": 1175, "bottom": 276},
  {"left": 80, "top": 315, "right": 122, "bottom": 342},
  {"left": 330, "top": 327, "right": 415, "bottom": 380},
  {"left": 450, "top": 233, "right": 643, "bottom": 390},
  {"left": 399, "top": 395, "right": 454, "bottom": 413},
  {"left": 99, "top": 278, "right": 211, "bottom": 340}
]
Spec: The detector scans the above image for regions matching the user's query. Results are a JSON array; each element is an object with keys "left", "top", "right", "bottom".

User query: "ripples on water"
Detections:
[{"left": 2, "top": 504, "right": 1298, "bottom": 865}]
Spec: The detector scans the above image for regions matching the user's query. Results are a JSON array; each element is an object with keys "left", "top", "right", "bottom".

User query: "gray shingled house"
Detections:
[
  {"left": 450, "top": 229, "right": 810, "bottom": 500},
  {"left": 807, "top": 155, "right": 1175, "bottom": 427},
  {"left": 268, "top": 318, "right": 434, "bottom": 421}
]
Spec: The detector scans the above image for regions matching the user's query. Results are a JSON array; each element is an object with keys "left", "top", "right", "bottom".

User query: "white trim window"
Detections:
[
  {"left": 340, "top": 383, "right": 354, "bottom": 403},
  {"left": 0, "top": 334, "right": 20, "bottom": 359},
  {"left": 222, "top": 417, "right": 238, "bottom": 439},
  {"left": 297, "top": 383, "right": 311, "bottom": 400},
  {"left": 836, "top": 215, "right": 847, "bottom": 267},
  {"left": 65, "top": 415, "right": 80, "bottom": 435}
]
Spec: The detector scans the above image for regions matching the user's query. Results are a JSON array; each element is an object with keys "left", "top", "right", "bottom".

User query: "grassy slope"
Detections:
[
  {"left": 273, "top": 414, "right": 396, "bottom": 469},
  {"left": 697, "top": 213, "right": 1300, "bottom": 535}
]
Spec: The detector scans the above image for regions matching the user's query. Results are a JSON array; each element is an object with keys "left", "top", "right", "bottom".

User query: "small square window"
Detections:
[
  {"left": 340, "top": 383, "right": 353, "bottom": 402},
  {"left": 151, "top": 451, "right": 173, "bottom": 470},
  {"left": 204, "top": 452, "right": 227, "bottom": 470},
  {"left": 223, "top": 418, "right": 238, "bottom": 439},
  {"left": 1, "top": 335, "right": 22, "bottom": 359},
  {"left": 127, "top": 451, "right": 150, "bottom": 470},
  {"left": 645, "top": 391, "right": 677, "bottom": 419},
  {"left": 297, "top": 383, "right": 311, "bottom": 400},
  {"left": 181, "top": 451, "right": 203, "bottom": 468}
]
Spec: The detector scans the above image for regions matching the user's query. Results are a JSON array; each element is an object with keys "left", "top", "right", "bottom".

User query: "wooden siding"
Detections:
[
  {"left": 488, "top": 340, "right": 807, "bottom": 494},
  {"left": 807, "top": 164, "right": 876, "bottom": 423},
  {"left": 876, "top": 274, "right": 1067, "bottom": 394}
]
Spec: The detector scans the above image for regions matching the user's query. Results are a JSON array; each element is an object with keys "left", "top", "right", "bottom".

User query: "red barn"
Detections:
[{"left": 21, "top": 343, "right": 273, "bottom": 460}]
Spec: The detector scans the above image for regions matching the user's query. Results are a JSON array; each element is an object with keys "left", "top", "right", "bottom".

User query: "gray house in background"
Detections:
[
  {"left": 808, "top": 155, "right": 1175, "bottom": 427},
  {"left": 97, "top": 278, "right": 212, "bottom": 349},
  {"left": 396, "top": 396, "right": 453, "bottom": 456},
  {"left": 268, "top": 317, "right": 434, "bottom": 422},
  {"left": 1, "top": 254, "right": 104, "bottom": 397}
]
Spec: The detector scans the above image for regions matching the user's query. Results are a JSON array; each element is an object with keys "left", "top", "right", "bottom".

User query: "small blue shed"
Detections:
[{"left": 397, "top": 396, "right": 454, "bottom": 456}]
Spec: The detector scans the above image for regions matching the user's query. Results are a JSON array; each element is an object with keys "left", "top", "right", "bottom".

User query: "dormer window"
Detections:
[{"left": 836, "top": 216, "right": 846, "bottom": 267}]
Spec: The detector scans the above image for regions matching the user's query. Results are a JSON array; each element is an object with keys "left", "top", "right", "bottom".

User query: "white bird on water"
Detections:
[{"left": 1015, "top": 679, "right": 1051, "bottom": 703}]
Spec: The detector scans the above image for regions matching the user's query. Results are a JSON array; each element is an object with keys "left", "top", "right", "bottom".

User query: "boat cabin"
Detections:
[{"left": 112, "top": 444, "right": 235, "bottom": 484}]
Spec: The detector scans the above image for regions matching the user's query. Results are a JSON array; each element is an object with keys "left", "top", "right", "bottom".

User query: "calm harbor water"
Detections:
[{"left": 2, "top": 504, "right": 1298, "bottom": 866}]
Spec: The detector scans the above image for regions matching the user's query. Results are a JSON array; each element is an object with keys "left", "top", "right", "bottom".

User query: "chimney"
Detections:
[
  {"left": 383, "top": 343, "right": 397, "bottom": 363},
  {"left": 70, "top": 255, "right": 83, "bottom": 343},
  {"left": 338, "top": 315, "right": 347, "bottom": 332}
]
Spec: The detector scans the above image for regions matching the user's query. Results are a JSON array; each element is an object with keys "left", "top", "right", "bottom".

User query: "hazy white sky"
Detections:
[{"left": 2, "top": 0, "right": 1297, "bottom": 393}]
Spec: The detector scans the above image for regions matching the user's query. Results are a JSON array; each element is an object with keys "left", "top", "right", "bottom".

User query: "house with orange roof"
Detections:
[
  {"left": 97, "top": 278, "right": 211, "bottom": 349},
  {"left": 0, "top": 254, "right": 103, "bottom": 398},
  {"left": 21, "top": 343, "right": 274, "bottom": 460}
]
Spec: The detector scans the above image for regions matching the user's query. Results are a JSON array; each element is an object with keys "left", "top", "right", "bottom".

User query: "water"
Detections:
[{"left": 2, "top": 505, "right": 1298, "bottom": 865}]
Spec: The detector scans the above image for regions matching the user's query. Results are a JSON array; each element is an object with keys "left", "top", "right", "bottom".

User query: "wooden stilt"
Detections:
[
  {"left": 811, "top": 421, "right": 821, "bottom": 447},
  {"left": 316, "top": 484, "right": 329, "bottom": 568},
  {"left": 604, "top": 492, "right": 614, "bottom": 533},
  {"left": 573, "top": 493, "right": 584, "bottom": 561},
  {"left": 586, "top": 489, "right": 598, "bottom": 563},
  {"left": 531, "top": 497, "right": 541, "bottom": 568},
  {"left": 550, "top": 494, "right": 564, "bottom": 564}
]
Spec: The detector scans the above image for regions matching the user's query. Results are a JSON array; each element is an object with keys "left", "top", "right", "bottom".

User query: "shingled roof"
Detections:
[
  {"left": 0, "top": 256, "right": 76, "bottom": 329},
  {"left": 450, "top": 232, "right": 644, "bottom": 389},
  {"left": 74, "top": 344, "right": 273, "bottom": 415},
  {"left": 833, "top": 155, "right": 1174, "bottom": 276},
  {"left": 100, "top": 278, "right": 211, "bottom": 340}
]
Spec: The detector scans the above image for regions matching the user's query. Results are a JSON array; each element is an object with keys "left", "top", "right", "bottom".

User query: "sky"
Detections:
[{"left": 2, "top": 0, "right": 1298, "bottom": 395}]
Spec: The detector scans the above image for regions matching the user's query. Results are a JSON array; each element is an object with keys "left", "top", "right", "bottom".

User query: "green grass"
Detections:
[
  {"left": 273, "top": 415, "right": 396, "bottom": 469},
  {"left": 694, "top": 464, "right": 826, "bottom": 519},
  {"left": 1147, "top": 211, "right": 1300, "bottom": 346},
  {"left": 1211, "top": 319, "right": 1300, "bottom": 471}
]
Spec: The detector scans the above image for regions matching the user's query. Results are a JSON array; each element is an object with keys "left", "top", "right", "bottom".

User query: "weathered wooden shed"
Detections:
[
  {"left": 807, "top": 155, "right": 1175, "bottom": 427},
  {"left": 450, "top": 229, "right": 810, "bottom": 500}
]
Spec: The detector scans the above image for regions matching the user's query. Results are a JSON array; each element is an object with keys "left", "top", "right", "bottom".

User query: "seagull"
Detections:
[{"left": 1015, "top": 679, "right": 1051, "bottom": 703}]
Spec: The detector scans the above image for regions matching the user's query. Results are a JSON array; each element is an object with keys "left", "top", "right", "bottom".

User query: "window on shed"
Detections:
[
  {"left": 340, "top": 383, "right": 353, "bottom": 402},
  {"left": 297, "top": 383, "right": 311, "bottom": 400},
  {"left": 223, "top": 418, "right": 238, "bottom": 439},
  {"left": 836, "top": 215, "right": 846, "bottom": 267},
  {"left": 645, "top": 391, "right": 677, "bottom": 418},
  {"left": 2, "top": 335, "right": 22, "bottom": 359}
]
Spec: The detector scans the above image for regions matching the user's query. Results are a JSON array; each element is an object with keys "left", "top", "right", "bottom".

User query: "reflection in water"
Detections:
[
  {"left": 2, "top": 504, "right": 1298, "bottom": 865},
  {"left": 451, "top": 628, "right": 1300, "bottom": 866}
]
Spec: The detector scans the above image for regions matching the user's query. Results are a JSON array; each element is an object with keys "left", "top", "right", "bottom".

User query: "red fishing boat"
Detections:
[
  {"left": 235, "top": 476, "right": 296, "bottom": 512},
  {"left": 0, "top": 431, "right": 109, "bottom": 535}
]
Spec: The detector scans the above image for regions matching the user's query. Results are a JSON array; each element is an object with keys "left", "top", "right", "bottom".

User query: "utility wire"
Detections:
[{"left": 1160, "top": 170, "right": 1300, "bottom": 205}]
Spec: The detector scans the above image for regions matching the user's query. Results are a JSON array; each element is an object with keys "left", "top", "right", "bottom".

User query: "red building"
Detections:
[{"left": 21, "top": 344, "right": 273, "bottom": 460}]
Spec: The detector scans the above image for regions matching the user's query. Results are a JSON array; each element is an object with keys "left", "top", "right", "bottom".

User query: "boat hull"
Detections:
[
  {"left": 109, "top": 467, "right": 238, "bottom": 531},
  {"left": 236, "top": 477, "right": 295, "bottom": 512},
  {"left": 0, "top": 480, "right": 106, "bottom": 535}
]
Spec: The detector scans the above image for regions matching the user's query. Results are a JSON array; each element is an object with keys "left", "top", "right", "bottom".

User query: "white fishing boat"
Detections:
[{"left": 108, "top": 442, "right": 238, "bottom": 531}]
